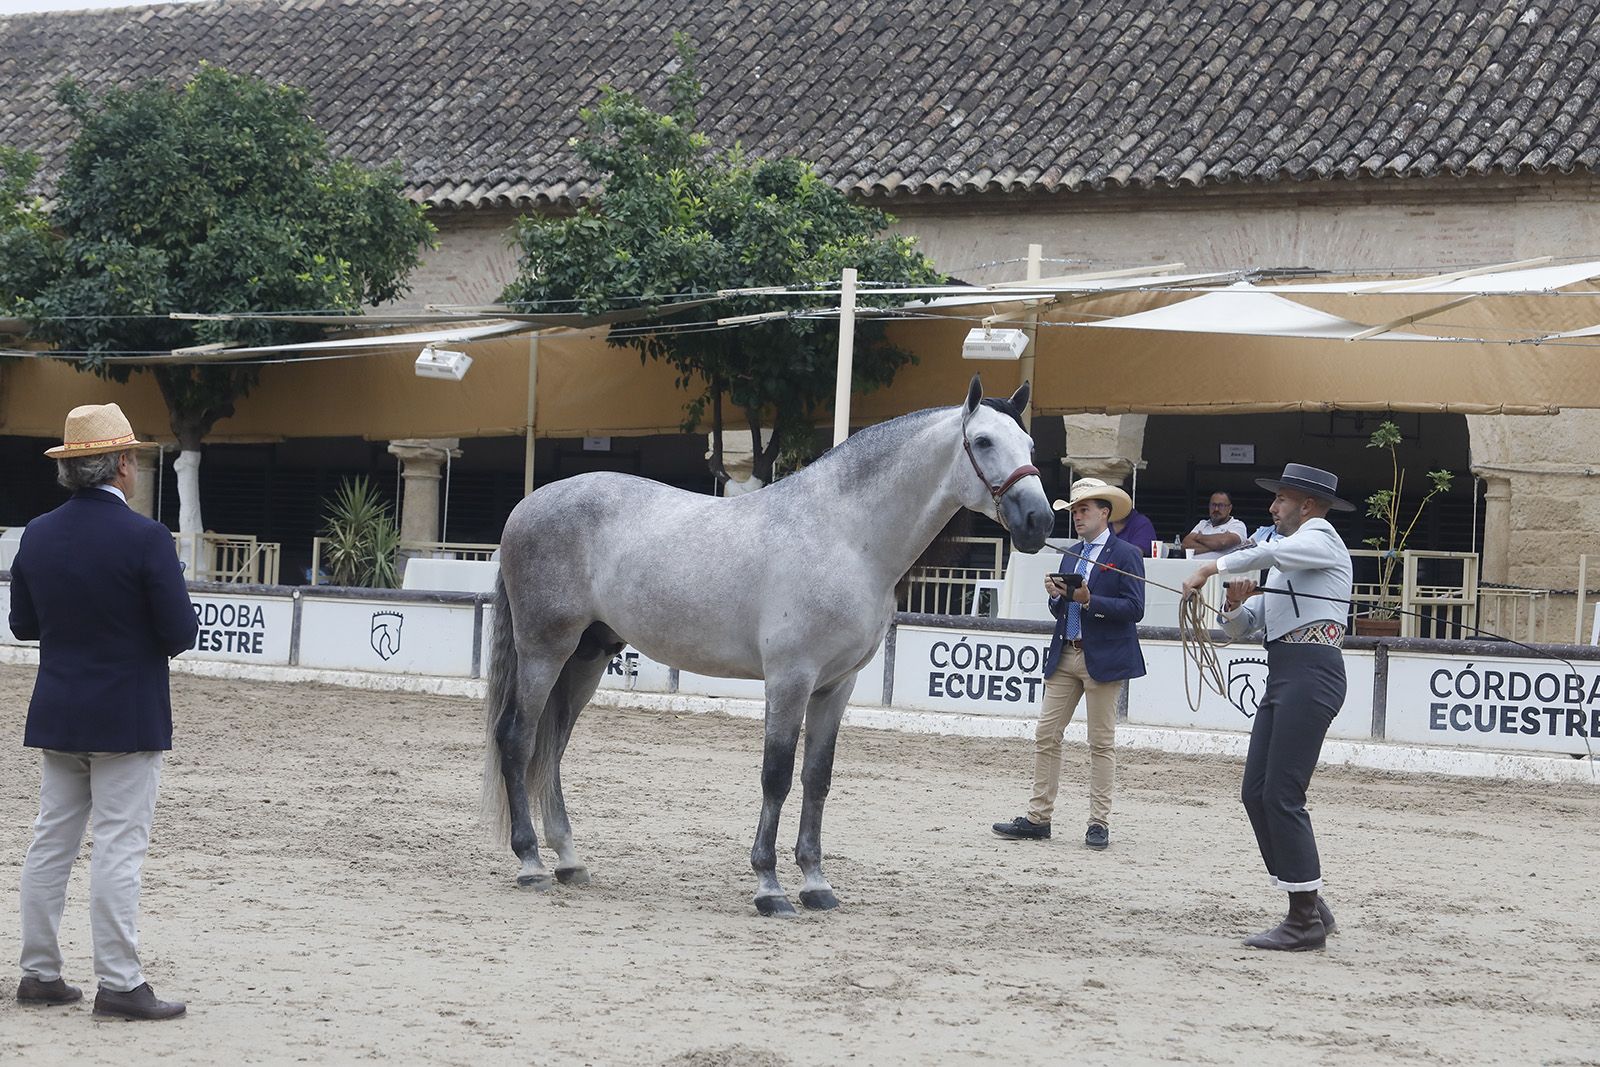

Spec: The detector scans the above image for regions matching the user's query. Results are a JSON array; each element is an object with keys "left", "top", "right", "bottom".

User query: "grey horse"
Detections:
[{"left": 482, "top": 376, "right": 1052, "bottom": 915}]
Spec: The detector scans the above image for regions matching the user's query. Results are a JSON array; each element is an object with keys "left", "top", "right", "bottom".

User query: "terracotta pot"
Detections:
[{"left": 1352, "top": 617, "right": 1402, "bottom": 638}]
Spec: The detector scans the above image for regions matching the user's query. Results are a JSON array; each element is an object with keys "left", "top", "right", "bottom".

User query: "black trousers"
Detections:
[{"left": 1240, "top": 641, "right": 1346, "bottom": 891}]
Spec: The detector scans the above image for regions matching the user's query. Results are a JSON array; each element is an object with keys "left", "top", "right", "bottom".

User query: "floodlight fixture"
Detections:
[
  {"left": 961, "top": 327, "right": 1030, "bottom": 360},
  {"left": 415, "top": 346, "right": 472, "bottom": 381}
]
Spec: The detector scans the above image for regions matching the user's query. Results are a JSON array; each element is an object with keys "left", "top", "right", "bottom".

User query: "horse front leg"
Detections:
[
  {"left": 751, "top": 680, "right": 809, "bottom": 917},
  {"left": 796, "top": 677, "right": 852, "bottom": 911}
]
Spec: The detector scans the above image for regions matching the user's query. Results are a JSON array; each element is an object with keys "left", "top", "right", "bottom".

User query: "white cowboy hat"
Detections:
[
  {"left": 43, "top": 403, "right": 154, "bottom": 459},
  {"left": 1051, "top": 477, "right": 1133, "bottom": 523}
]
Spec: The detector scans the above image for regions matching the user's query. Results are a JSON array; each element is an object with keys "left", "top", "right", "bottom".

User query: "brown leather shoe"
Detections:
[
  {"left": 93, "top": 982, "right": 186, "bottom": 1020},
  {"left": 17, "top": 976, "right": 83, "bottom": 1005}
]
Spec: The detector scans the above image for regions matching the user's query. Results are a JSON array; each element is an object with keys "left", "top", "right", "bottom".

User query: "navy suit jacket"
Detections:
[
  {"left": 1043, "top": 531, "right": 1147, "bottom": 682},
  {"left": 7, "top": 489, "right": 197, "bottom": 751}
]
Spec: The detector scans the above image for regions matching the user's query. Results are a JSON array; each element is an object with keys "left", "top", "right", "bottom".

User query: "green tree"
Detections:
[
  {"left": 500, "top": 37, "right": 943, "bottom": 487},
  {"left": 3, "top": 66, "right": 434, "bottom": 532},
  {"left": 0, "top": 148, "right": 60, "bottom": 318}
]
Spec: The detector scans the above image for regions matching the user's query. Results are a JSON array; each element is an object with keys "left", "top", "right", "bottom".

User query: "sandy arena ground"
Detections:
[{"left": 1, "top": 663, "right": 1597, "bottom": 1066}]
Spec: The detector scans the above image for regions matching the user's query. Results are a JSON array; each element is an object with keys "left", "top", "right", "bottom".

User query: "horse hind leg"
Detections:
[
  {"left": 498, "top": 648, "right": 574, "bottom": 891},
  {"left": 540, "top": 623, "right": 620, "bottom": 886}
]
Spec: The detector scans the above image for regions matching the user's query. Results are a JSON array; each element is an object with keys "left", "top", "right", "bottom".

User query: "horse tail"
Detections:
[{"left": 480, "top": 570, "right": 519, "bottom": 844}]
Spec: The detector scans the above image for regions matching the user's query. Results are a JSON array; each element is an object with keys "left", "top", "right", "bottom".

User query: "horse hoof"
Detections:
[
  {"left": 799, "top": 888, "right": 841, "bottom": 911},
  {"left": 555, "top": 866, "right": 590, "bottom": 886},
  {"left": 754, "top": 895, "right": 797, "bottom": 917},
  {"left": 516, "top": 872, "right": 554, "bottom": 891}
]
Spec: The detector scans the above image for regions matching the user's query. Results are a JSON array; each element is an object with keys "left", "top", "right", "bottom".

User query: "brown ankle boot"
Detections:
[{"left": 1244, "top": 890, "right": 1327, "bottom": 951}]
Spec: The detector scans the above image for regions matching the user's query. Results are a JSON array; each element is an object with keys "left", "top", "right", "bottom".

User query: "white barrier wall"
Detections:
[
  {"left": 892, "top": 625, "right": 1051, "bottom": 715},
  {"left": 1132, "top": 642, "right": 1375, "bottom": 741},
  {"left": 188, "top": 592, "right": 294, "bottom": 665},
  {"left": 1386, "top": 651, "right": 1600, "bottom": 757},
  {"left": 297, "top": 596, "right": 477, "bottom": 676},
  {"left": 3, "top": 574, "right": 1595, "bottom": 761},
  {"left": 0, "top": 583, "right": 20, "bottom": 645}
]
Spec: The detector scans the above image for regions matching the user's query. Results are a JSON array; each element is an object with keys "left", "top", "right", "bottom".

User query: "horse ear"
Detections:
[
  {"left": 963, "top": 374, "right": 982, "bottom": 418},
  {"left": 1010, "top": 380, "right": 1031, "bottom": 412}
]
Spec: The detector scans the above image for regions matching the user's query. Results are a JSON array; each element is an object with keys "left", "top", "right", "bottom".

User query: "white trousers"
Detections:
[{"left": 19, "top": 750, "right": 163, "bottom": 992}]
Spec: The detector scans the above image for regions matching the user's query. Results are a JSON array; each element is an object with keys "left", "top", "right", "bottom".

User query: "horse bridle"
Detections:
[{"left": 962, "top": 428, "right": 1040, "bottom": 518}]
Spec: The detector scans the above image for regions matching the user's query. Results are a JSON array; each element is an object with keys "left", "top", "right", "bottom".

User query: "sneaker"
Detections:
[
  {"left": 991, "top": 815, "right": 1051, "bottom": 840},
  {"left": 1085, "top": 823, "right": 1110, "bottom": 849}
]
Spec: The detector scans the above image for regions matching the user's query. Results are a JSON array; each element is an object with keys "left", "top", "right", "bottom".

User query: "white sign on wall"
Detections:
[
  {"left": 892, "top": 626, "right": 1052, "bottom": 715},
  {"left": 1386, "top": 652, "right": 1600, "bottom": 756},
  {"left": 1131, "top": 641, "right": 1374, "bottom": 740},
  {"left": 1220, "top": 443, "right": 1256, "bottom": 464},
  {"left": 297, "top": 597, "right": 477, "bottom": 676},
  {"left": 186, "top": 593, "right": 294, "bottom": 664},
  {"left": 598, "top": 644, "right": 674, "bottom": 693}
]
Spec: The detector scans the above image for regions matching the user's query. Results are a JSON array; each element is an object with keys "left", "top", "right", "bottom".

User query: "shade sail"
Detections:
[{"left": 1075, "top": 284, "right": 1431, "bottom": 342}]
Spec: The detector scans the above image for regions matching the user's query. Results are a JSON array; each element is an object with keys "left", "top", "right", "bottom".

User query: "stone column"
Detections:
[
  {"left": 1060, "top": 413, "right": 1148, "bottom": 487},
  {"left": 1477, "top": 474, "right": 1512, "bottom": 584},
  {"left": 130, "top": 448, "right": 160, "bottom": 519},
  {"left": 387, "top": 438, "right": 461, "bottom": 544}
]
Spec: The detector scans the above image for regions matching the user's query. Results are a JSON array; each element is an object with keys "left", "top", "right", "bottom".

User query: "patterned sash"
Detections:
[{"left": 1277, "top": 621, "right": 1346, "bottom": 647}]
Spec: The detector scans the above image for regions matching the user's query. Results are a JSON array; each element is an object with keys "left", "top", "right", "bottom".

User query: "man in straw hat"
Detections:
[
  {"left": 9, "top": 404, "right": 197, "bottom": 1019},
  {"left": 993, "top": 478, "right": 1146, "bottom": 849},
  {"left": 1181, "top": 463, "right": 1355, "bottom": 951}
]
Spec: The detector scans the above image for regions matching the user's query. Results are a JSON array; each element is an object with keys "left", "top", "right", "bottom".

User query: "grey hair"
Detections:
[{"left": 56, "top": 450, "right": 128, "bottom": 491}]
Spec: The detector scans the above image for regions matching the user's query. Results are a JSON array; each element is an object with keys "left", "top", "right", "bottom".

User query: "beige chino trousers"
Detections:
[
  {"left": 19, "top": 749, "right": 163, "bottom": 993},
  {"left": 1028, "top": 647, "right": 1117, "bottom": 827}
]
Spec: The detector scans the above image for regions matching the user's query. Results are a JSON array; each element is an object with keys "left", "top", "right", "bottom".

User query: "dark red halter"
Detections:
[{"left": 963, "top": 434, "right": 1040, "bottom": 514}]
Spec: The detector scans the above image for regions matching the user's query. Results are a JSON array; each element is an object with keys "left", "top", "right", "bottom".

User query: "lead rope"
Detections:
[
  {"left": 1053, "top": 546, "right": 1596, "bottom": 774},
  {"left": 1056, "top": 546, "right": 1233, "bottom": 712}
]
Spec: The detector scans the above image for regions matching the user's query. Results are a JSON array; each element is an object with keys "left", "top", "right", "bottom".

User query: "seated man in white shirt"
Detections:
[{"left": 1182, "top": 490, "right": 1248, "bottom": 559}]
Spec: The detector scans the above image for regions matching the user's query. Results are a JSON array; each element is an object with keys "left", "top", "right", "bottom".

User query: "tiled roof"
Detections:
[{"left": 2, "top": 0, "right": 1598, "bottom": 209}]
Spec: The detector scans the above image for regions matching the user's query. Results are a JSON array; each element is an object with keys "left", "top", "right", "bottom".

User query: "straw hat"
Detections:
[
  {"left": 1052, "top": 477, "right": 1133, "bottom": 522},
  {"left": 43, "top": 403, "right": 153, "bottom": 459}
]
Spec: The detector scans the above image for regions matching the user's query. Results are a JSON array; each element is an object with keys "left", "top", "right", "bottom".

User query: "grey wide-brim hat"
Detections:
[{"left": 1255, "top": 462, "right": 1356, "bottom": 511}]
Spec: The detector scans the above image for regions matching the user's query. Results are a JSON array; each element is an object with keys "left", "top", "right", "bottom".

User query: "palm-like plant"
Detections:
[
  {"left": 1363, "top": 420, "right": 1454, "bottom": 618},
  {"left": 320, "top": 476, "right": 401, "bottom": 588}
]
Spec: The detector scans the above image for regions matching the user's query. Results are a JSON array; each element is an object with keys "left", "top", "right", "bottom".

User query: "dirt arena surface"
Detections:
[{"left": 1, "top": 664, "right": 1596, "bottom": 1066}]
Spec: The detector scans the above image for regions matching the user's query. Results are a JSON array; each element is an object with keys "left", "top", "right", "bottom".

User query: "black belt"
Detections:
[{"left": 1061, "top": 638, "right": 1085, "bottom": 650}]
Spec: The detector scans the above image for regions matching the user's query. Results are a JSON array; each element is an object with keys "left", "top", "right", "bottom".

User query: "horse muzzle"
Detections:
[{"left": 1000, "top": 490, "right": 1052, "bottom": 553}]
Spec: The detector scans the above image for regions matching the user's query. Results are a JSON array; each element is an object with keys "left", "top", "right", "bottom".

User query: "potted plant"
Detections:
[
  {"left": 1356, "top": 420, "right": 1453, "bottom": 636},
  {"left": 319, "top": 476, "right": 402, "bottom": 588}
]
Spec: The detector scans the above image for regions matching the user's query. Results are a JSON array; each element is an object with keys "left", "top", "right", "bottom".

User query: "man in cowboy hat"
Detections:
[
  {"left": 8, "top": 403, "right": 196, "bottom": 1019},
  {"left": 1181, "top": 463, "right": 1355, "bottom": 951},
  {"left": 993, "top": 477, "right": 1146, "bottom": 849}
]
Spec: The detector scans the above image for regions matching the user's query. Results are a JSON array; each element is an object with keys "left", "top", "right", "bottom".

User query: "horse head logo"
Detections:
[
  {"left": 370, "top": 610, "right": 403, "bottom": 661},
  {"left": 1225, "top": 657, "right": 1270, "bottom": 719}
]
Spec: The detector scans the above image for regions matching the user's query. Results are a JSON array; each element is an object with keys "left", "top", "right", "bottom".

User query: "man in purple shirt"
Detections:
[{"left": 1111, "top": 507, "right": 1158, "bottom": 557}]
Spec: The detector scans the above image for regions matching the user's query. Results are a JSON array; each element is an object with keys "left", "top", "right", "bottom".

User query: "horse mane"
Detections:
[{"left": 980, "top": 396, "right": 1026, "bottom": 430}]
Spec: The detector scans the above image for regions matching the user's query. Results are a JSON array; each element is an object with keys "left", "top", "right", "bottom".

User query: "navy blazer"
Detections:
[
  {"left": 1043, "top": 531, "right": 1147, "bottom": 682},
  {"left": 7, "top": 489, "right": 197, "bottom": 752}
]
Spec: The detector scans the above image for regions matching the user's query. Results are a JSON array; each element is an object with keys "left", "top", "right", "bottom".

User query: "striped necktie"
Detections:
[{"left": 1064, "top": 545, "right": 1093, "bottom": 639}]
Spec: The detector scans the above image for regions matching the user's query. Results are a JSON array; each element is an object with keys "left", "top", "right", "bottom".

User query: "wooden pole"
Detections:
[
  {"left": 523, "top": 333, "right": 539, "bottom": 498},
  {"left": 1019, "top": 243, "right": 1042, "bottom": 429},
  {"left": 832, "top": 267, "right": 858, "bottom": 447}
]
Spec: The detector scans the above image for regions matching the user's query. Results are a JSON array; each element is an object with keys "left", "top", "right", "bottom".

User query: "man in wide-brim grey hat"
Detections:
[
  {"left": 1181, "top": 463, "right": 1354, "bottom": 951},
  {"left": 10, "top": 404, "right": 197, "bottom": 1019}
]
